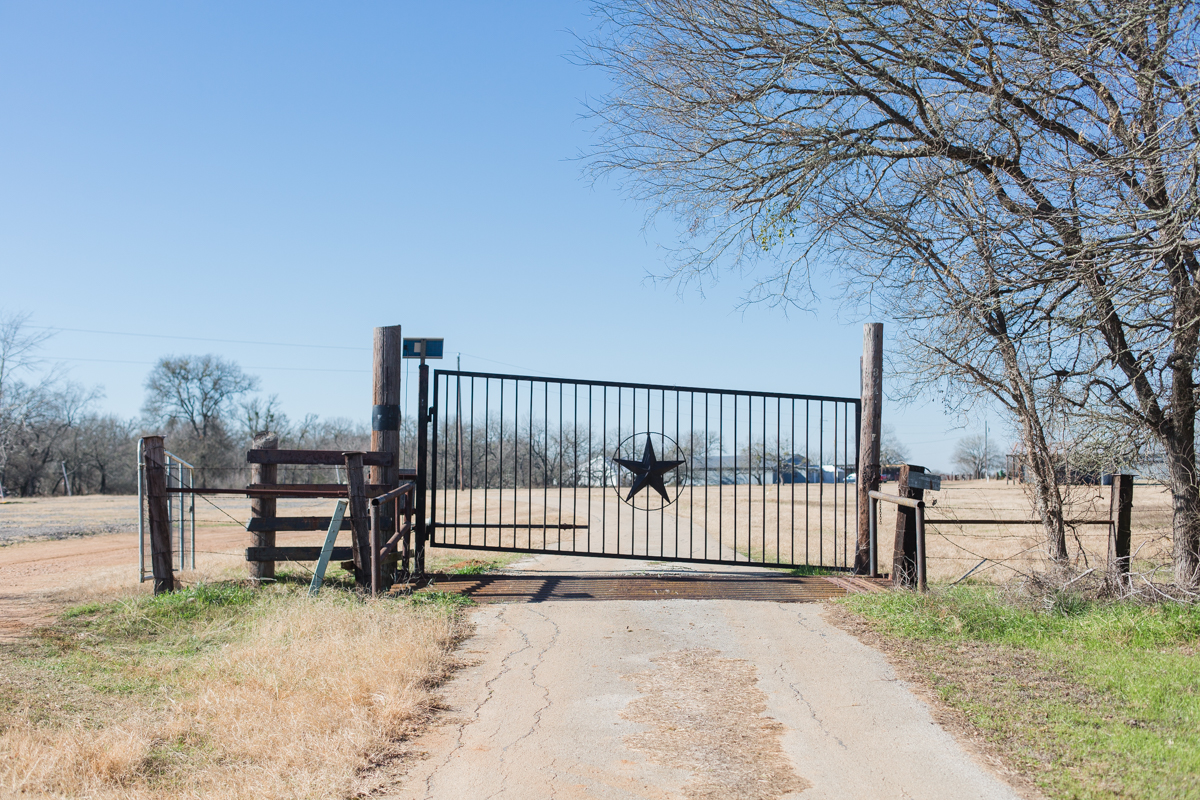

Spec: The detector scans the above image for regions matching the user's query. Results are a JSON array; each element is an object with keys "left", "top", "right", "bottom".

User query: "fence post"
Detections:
[
  {"left": 370, "top": 324, "right": 402, "bottom": 589},
  {"left": 344, "top": 451, "right": 371, "bottom": 588},
  {"left": 249, "top": 432, "right": 279, "bottom": 583},
  {"left": 414, "top": 361, "right": 430, "bottom": 580},
  {"left": 892, "top": 464, "right": 926, "bottom": 589},
  {"left": 856, "top": 322, "right": 883, "bottom": 575},
  {"left": 142, "top": 435, "right": 175, "bottom": 594},
  {"left": 1108, "top": 473, "right": 1134, "bottom": 592}
]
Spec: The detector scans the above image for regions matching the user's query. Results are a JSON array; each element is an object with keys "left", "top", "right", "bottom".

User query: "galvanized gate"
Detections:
[{"left": 423, "top": 370, "right": 860, "bottom": 572}]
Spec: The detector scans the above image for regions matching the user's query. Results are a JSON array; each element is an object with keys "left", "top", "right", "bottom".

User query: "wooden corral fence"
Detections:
[{"left": 144, "top": 325, "right": 419, "bottom": 595}]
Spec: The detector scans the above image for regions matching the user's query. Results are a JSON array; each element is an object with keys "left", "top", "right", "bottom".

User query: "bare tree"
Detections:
[
  {"left": 584, "top": 0, "right": 1200, "bottom": 583},
  {"left": 143, "top": 355, "right": 259, "bottom": 475},
  {"left": 953, "top": 434, "right": 1005, "bottom": 480},
  {"left": 879, "top": 424, "right": 909, "bottom": 466}
]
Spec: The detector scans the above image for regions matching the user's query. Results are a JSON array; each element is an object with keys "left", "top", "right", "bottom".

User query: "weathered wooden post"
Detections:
[
  {"left": 249, "top": 432, "right": 279, "bottom": 583},
  {"left": 344, "top": 451, "right": 371, "bottom": 588},
  {"left": 856, "top": 322, "right": 883, "bottom": 576},
  {"left": 1108, "top": 474, "right": 1134, "bottom": 592},
  {"left": 371, "top": 325, "right": 402, "bottom": 587},
  {"left": 142, "top": 435, "right": 175, "bottom": 594},
  {"left": 892, "top": 464, "right": 927, "bottom": 589}
]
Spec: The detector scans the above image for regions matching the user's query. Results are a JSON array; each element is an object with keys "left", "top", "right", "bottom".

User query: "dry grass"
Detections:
[
  {"left": 0, "top": 588, "right": 468, "bottom": 799},
  {"left": 429, "top": 480, "right": 1175, "bottom": 580}
]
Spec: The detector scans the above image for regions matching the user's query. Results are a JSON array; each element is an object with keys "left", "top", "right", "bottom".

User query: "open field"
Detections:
[
  {"left": 0, "top": 494, "right": 507, "bottom": 641},
  {"left": 431, "top": 479, "right": 1175, "bottom": 580}
]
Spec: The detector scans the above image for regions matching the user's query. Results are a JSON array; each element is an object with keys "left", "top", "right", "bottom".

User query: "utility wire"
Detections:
[
  {"left": 31, "top": 325, "right": 368, "bottom": 351},
  {"left": 47, "top": 355, "right": 369, "bottom": 374}
]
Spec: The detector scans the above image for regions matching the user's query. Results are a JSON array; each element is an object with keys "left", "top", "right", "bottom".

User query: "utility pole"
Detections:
[{"left": 984, "top": 417, "right": 989, "bottom": 482}]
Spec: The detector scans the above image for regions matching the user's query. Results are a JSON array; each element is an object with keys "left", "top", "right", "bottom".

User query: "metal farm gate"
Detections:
[{"left": 425, "top": 371, "right": 860, "bottom": 572}]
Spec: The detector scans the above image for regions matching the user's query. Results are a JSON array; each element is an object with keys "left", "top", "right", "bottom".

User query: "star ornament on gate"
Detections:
[{"left": 615, "top": 437, "right": 685, "bottom": 503}]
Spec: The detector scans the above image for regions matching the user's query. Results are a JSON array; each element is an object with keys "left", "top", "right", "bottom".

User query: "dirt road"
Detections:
[{"left": 387, "top": 554, "right": 1026, "bottom": 800}]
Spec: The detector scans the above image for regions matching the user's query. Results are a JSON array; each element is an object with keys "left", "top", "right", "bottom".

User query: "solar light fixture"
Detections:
[{"left": 402, "top": 338, "right": 444, "bottom": 359}]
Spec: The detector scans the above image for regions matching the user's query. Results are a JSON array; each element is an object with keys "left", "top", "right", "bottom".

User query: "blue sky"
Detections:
[{"left": 0, "top": 1, "right": 995, "bottom": 470}]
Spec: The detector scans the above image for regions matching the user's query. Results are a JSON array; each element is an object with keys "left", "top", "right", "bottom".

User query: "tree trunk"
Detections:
[
  {"left": 993, "top": 321, "right": 1068, "bottom": 562},
  {"left": 1163, "top": 431, "right": 1200, "bottom": 587}
]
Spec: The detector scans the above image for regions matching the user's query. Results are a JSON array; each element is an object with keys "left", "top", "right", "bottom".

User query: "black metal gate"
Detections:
[{"left": 425, "top": 370, "right": 859, "bottom": 571}]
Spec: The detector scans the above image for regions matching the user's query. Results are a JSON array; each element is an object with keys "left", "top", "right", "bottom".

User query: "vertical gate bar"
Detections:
[
  {"left": 521, "top": 380, "right": 526, "bottom": 547},
  {"left": 659, "top": 388, "right": 664, "bottom": 558},
  {"left": 689, "top": 393, "right": 695, "bottom": 561},
  {"left": 805, "top": 401, "right": 810, "bottom": 565},
  {"left": 819, "top": 401, "right": 825, "bottom": 566},
  {"left": 600, "top": 386, "right": 605, "bottom": 554},
  {"left": 453, "top": 374, "right": 459, "bottom": 544},
  {"left": 483, "top": 379, "right": 490, "bottom": 548},
  {"left": 571, "top": 384, "right": 577, "bottom": 551},
  {"left": 559, "top": 383, "right": 563, "bottom": 549},
  {"left": 587, "top": 386, "right": 593, "bottom": 553},
  {"left": 616, "top": 386, "right": 621, "bottom": 555},
  {"left": 545, "top": 381, "right": 550, "bottom": 549},
  {"left": 734, "top": 396, "right": 739, "bottom": 561},
  {"left": 674, "top": 390, "right": 680, "bottom": 559},
  {"left": 532, "top": 381, "right": 537, "bottom": 551},
  {"left": 843, "top": 401, "right": 849, "bottom": 568},
  {"left": 469, "top": 377, "right": 475, "bottom": 543},
  {"left": 498, "top": 379, "right": 503, "bottom": 545},
  {"left": 718, "top": 394, "right": 723, "bottom": 560},
  {"left": 790, "top": 399, "right": 796, "bottom": 566},
  {"left": 832, "top": 403, "right": 838, "bottom": 567},
  {"left": 700, "top": 393, "right": 705, "bottom": 556},
  {"left": 776, "top": 397, "right": 781, "bottom": 565},
  {"left": 762, "top": 395, "right": 767, "bottom": 563},
  {"left": 430, "top": 371, "right": 440, "bottom": 551}
]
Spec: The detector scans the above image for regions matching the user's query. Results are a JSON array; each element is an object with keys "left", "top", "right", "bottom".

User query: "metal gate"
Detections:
[{"left": 427, "top": 371, "right": 859, "bottom": 571}]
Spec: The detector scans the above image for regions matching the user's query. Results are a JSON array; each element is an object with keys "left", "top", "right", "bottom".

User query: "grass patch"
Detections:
[
  {"left": 787, "top": 564, "right": 835, "bottom": 577},
  {"left": 1, "top": 578, "right": 470, "bottom": 799},
  {"left": 840, "top": 587, "right": 1200, "bottom": 800}
]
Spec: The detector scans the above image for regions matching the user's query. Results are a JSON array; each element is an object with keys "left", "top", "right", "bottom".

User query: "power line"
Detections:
[
  {"left": 48, "top": 355, "right": 369, "bottom": 374},
  {"left": 31, "top": 325, "right": 368, "bottom": 351}
]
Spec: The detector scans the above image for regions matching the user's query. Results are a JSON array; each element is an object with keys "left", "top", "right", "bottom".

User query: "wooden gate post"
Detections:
[
  {"left": 370, "top": 325, "right": 402, "bottom": 587},
  {"left": 892, "top": 464, "right": 926, "bottom": 589},
  {"left": 856, "top": 323, "right": 883, "bottom": 575},
  {"left": 249, "top": 432, "right": 279, "bottom": 583},
  {"left": 344, "top": 451, "right": 371, "bottom": 588},
  {"left": 1108, "top": 474, "right": 1134, "bottom": 592},
  {"left": 143, "top": 435, "right": 175, "bottom": 594}
]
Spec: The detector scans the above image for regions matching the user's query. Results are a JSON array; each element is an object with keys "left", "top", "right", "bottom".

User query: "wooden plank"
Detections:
[
  {"left": 249, "top": 432, "right": 279, "bottom": 583},
  {"left": 143, "top": 435, "right": 174, "bottom": 594},
  {"left": 247, "top": 483, "right": 393, "bottom": 493},
  {"left": 309, "top": 500, "right": 348, "bottom": 597},
  {"left": 246, "top": 546, "right": 353, "bottom": 562},
  {"left": 246, "top": 516, "right": 353, "bottom": 532},
  {"left": 344, "top": 452, "right": 371, "bottom": 587},
  {"left": 246, "top": 449, "right": 395, "bottom": 467}
]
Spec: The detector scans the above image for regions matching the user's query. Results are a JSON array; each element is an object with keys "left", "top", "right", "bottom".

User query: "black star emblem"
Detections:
[{"left": 615, "top": 438, "right": 685, "bottom": 502}]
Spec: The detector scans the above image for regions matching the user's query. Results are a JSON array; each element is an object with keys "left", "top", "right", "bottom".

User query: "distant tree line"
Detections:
[{"left": 0, "top": 313, "right": 386, "bottom": 497}]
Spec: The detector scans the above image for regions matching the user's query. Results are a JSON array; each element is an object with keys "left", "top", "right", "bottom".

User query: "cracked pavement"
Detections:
[{"left": 385, "top": 554, "right": 1024, "bottom": 800}]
